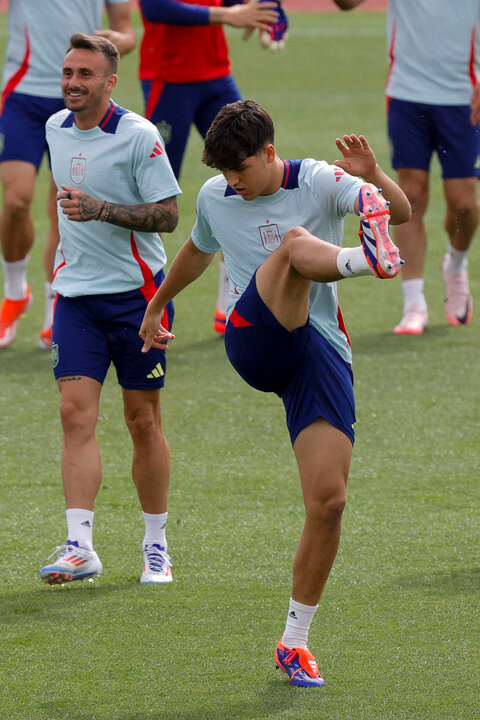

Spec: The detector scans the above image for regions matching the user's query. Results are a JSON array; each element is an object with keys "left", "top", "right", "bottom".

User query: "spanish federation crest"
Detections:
[
  {"left": 156, "top": 120, "right": 172, "bottom": 145},
  {"left": 259, "top": 223, "right": 281, "bottom": 252},
  {"left": 70, "top": 156, "right": 86, "bottom": 185},
  {"left": 51, "top": 343, "right": 59, "bottom": 369}
]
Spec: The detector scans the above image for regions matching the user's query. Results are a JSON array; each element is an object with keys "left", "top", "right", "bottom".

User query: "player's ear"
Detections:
[
  {"left": 107, "top": 73, "right": 118, "bottom": 92},
  {"left": 264, "top": 144, "right": 276, "bottom": 163}
]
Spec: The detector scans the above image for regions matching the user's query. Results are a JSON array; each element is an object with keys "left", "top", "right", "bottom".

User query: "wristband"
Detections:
[{"left": 100, "top": 202, "right": 111, "bottom": 223}]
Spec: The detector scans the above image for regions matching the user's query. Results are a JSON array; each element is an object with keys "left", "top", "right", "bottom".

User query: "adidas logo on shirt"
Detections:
[{"left": 149, "top": 141, "right": 164, "bottom": 158}]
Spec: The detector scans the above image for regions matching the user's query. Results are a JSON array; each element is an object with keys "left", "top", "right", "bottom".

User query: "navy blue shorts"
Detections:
[
  {"left": 0, "top": 92, "right": 65, "bottom": 167},
  {"left": 387, "top": 98, "right": 480, "bottom": 178},
  {"left": 143, "top": 75, "right": 241, "bottom": 177},
  {"left": 224, "top": 274, "right": 356, "bottom": 445},
  {"left": 51, "top": 270, "right": 174, "bottom": 390}
]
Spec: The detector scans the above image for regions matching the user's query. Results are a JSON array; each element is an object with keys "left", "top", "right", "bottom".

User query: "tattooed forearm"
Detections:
[
  {"left": 103, "top": 196, "right": 179, "bottom": 233},
  {"left": 78, "top": 195, "right": 103, "bottom": 221}
]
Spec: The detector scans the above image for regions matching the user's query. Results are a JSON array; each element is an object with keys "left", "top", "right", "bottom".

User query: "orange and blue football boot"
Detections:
[
  {"left": 0, "top": 286, "right": 33, "bottom": 347},
  {"left": 275, "top": 638, "right": 325, "bottom": 687},
  {"left": 213, "top": 308, "right": 226, "bottom": 335},
  {"left": 358, "top": 183, "right": 403, "bottom": 279}
]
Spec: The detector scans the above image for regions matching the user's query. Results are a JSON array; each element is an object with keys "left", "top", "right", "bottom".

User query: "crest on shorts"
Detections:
[
  {"left": 51, "top": 343, "right": 59, "bottom": 369},
  {"left": 70, "top": 156, "right": 86, "bottom": 185},
  {"left": 156, "top": 121, "right": 172, "bottom": 145},
  {"left": 0, "top": 133, "right": 4, "bottom": 156},
  {"left": 259, "top": 223, "right": 281, "bottom": 252}
]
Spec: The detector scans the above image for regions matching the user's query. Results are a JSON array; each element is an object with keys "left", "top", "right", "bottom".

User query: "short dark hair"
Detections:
[
  {"left": 202, "top": 100, "right": 275, "bottom": 170},
  {"left": 66, "top": 33, "right": 119, "bottom": 75}
]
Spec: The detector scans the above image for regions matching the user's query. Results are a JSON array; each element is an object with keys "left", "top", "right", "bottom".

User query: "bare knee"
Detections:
[
  {"left": 2, "top": 190, "right": 32, "bottom": 221},
  {"left": 59, "top": 398, "right": 97, "bottom": 440},
  {"left": 306, "top": 492, "right": 347, "bottom": 528},
  {"left": 282, "top": 226, "right": 311, "bottom": 247},
  {"left": 447, "top": 195, "right": 480, "bottom": 218},
  {"left": 125, "top": 411, "right": 161, "bottom": 446}
]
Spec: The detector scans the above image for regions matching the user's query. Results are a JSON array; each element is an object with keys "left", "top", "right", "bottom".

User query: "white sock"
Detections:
[
  {"left": 282, "top": 597, "right": 318, "bottom": 650},
  {"left": 336, "top": 246, "right": 374, "bottom": 278},
  {"left": 66, "top": 508, "right": 94, "bottom": 550},
  {"left": 402, "top": 278, "right": 427, "bottom": 312},
  {"left": 2, "top": 257, "right": 29, "bottom": 299},
  {"left": 142, "top": 511, "right": 168, "bottom": 550},
  {"left": 43, "top": 281, "right": 56, "bottom": 329},
  {"left": 444, "top": 243, "right": 468, "bottom": 275},
  {"left": 216, "top": 260, "right": 229, "bottom": 314}
]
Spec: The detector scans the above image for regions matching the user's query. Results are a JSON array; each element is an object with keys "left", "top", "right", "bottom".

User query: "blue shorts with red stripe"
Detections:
[
  {"left": 224, "top": 273, "right": 356, "bottom": 445},
  {"left": 387, "top": 98, "right": 480, "bottom": 178},
  {"left": 142, "top": 74, "right": 241, "bottom": 177},
  {"left": 51, "top": 270, "right": 174, "bottom": 390},
  {"left": 0, "top": 92, "right": 65, "bottom": 167}
]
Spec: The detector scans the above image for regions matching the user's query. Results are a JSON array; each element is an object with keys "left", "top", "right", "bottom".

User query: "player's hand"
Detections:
[
  {"left": 259, "top": 1, "right": 288, "bottom": 51},
  {"left": 242, "top": 1, "right": 288, "bottom": 50},
  {"left": 333, "top": 135, "right": 377, "bottom": 178},
  {"left": 227, "top": 0, "right": 279, "bottom": 32},
  {"left": 94, "top": 29, "right": 132, "bottom": 58},
  {"left": 139, "top": 308, "right": 175, "bottom": 353},
  {"left": 57, "top": 186, "right": 103, "bottom": 222}
]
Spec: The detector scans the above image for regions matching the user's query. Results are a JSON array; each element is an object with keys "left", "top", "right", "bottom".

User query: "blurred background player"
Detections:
[
  {"left": 334, "top": 0, "right": 480, "bottom": 334},
  {"left": 38, "top": 33, "right": 180, "bottom": 586},
  {"left": 138, "top": 0, "right": 287, "bottom": 333},
  {"left": 0, "top": 0, "right": 136, "bottom": 350},
  {"left": 139, "top": 100, "right": 410, "bottom": 685}
]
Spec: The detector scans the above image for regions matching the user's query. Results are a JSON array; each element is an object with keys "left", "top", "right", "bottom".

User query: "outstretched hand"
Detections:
[
  {"left": 139, "top": 307, "right": 175, "bottom": 353},
  {"left": 334, "top": 134, "right": 377, "bottom": 178}
]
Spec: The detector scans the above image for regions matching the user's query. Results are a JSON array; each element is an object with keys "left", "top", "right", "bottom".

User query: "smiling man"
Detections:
[
  {"left": 139, "top": 100, "right": 411, "bottom": 686},
  {"left": 0, "top": 0, "right": 136, "bottom": 350},
  {"left": 39, "top": 34, "right": 181, "bottom": 588}
]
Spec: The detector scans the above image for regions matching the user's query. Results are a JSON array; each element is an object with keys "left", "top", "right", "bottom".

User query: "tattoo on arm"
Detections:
[
  {"left": 102, "top": 196, "right": 179, "bottom": 233},
  {"left": 78, "top": 195, "right": 103, "bottom": 221}
]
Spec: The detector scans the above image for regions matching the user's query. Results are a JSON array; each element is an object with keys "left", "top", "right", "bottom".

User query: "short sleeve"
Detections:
[
  {"left": 132, "top": 121, "right": 181, "bottom": 203},
  {"left": 307, "top": 160, "right": 363, "bottom": 217},
  {"left": 191, "top": 186, "right": 221, "bottom": 254}
]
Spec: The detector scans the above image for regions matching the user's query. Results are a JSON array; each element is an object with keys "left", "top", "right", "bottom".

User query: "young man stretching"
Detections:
[{"left": 139, "top": 100, "right": 411, "bottom": 686}]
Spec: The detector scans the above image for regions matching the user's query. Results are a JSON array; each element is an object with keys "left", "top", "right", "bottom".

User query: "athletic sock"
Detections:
[
  {"left": 216, "top": 260, "right": 229, "bottom": 314},
  {"left": 336, "top": 246, "right": 375, "bottom": 278},
  {"left": 401, "top": 278, "right": 427, "bottom": 312},
  {"left": 66, "top": 508, "right": 94, "bottom": 550},
  {"left": 282, "top": 597, "right": 318, "bottom": 650},
  {"left": 2, "top": 257, "right": 29, "bottom": 299},
  {"left": 142, "top": 511, "right": 168, "bottom": 550},
  {"left": 444, "top": 243, "right": 468, "bottom": 275},
  {"left": 43, "top": 281, "right": 56, "bottom": 328}
]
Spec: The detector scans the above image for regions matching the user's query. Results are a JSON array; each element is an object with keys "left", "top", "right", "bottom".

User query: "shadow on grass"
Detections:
[
  {"left": 38, "top": 683, "right": 300, "bottom": 720},
  {"left": 394, "top": 566, "right": 480, "bottom": 595},
  {"left": 0, "top": 345, "right": 53, "bottom": 376},
  {"left": 350, "top": 323, "right": 452, "bottom": 356},
  {"left": 0, "top": 579, "right": 144, "bottom": 625}
]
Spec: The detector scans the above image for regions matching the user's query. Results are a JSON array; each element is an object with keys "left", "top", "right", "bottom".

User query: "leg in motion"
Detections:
[
  {"left": 0, "top": 161, "right": 36, "bottom": 347},
  {"left": 392, "top": 168, "right": 430, "bottom": 335},
  {"left": 123, "top": 388, "right": 173, "bottom": 584},
  {"left": 275, "top": 420, "right": 352, "bottom": 687},
  {"left": 441, "top": 177, "right": 479, "bottom": 325},
  {"left": 39, "top": 376, "right": 104, "bottom": 585}
]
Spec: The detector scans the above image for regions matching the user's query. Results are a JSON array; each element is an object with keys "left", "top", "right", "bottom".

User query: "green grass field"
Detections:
[{"left": 1, "top": 10, "right": 479, "bottom": 720}]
